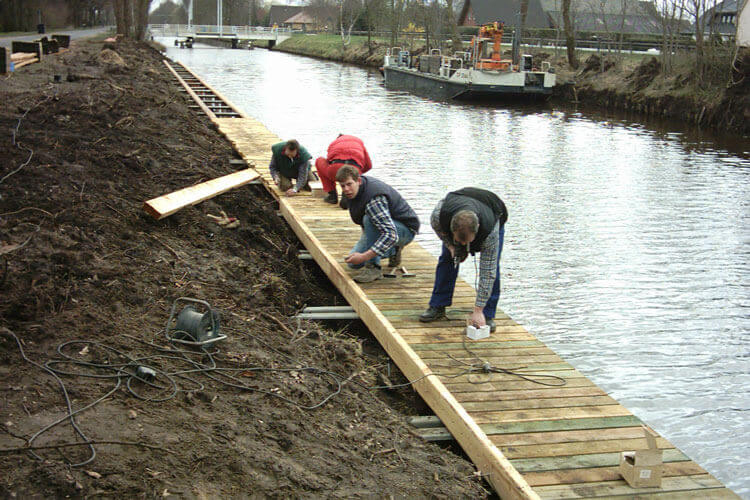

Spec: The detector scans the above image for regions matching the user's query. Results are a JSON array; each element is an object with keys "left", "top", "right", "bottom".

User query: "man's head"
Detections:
[
  {"left": 450, "top": 210, "right": 479, "bottom": 247},
  {"left": 335, "top": 165, "right": 362, "bottom": 199},
  {"left": 283, "top": 139, "right": 300, "bottom": 159}
]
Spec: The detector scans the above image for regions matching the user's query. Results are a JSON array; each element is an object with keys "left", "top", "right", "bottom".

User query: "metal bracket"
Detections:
[{"left": 295, "top": 306, "right": 358, "bottom": 320}]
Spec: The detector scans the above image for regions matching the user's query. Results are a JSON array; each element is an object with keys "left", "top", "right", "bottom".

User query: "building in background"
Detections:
[{"left": 701, "top": 0, "right": 741, "bottom": 39}]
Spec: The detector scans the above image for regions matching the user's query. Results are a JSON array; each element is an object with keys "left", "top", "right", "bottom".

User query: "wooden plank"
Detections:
[
  {"left": 522, "top": 461, "right": 708, "bottom": 487},
  {"left": 10, "top": 51, "right": 37, "bottom": 61},
  {"left": 418, "top": 415, "right": 647, "bottom": 441},
  {"left": 463, "top": 396, "right": 619, "bottom": 413},
  {"left": 12, "top": 57, "right": 39, "bottom": 69},
  {"left": 143, "top": 168, "right": 260, "bottom": 220},
  {"left": 491, "top": 426, "right": 654, "bottom": 446},
  {"left": 533, "top": 475, "right": 727, "bottom": 499},
  {"left": 444, "top": 374, "right": 592, "bottom": 393},
  {"left": 472, "top": 406, "right": 633, "bottom": 425},
  {"left": 510, "top": 449, "right": 690, "bottom": 473},
  {"left": 500, "top": 437, "right": 673, "bottom": 460},
  {"left": 456, "top": 386, "right": 609, "bottom": 403},
  {"left": 594, "top": 489, "right": 740, "bottom": 499}
]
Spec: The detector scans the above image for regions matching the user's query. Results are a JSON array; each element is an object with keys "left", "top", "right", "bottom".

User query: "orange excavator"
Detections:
[{"left": 471, "top": 22, "right": 512, "bottom": 71}]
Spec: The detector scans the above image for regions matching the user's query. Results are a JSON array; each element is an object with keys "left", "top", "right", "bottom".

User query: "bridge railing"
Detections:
[{"left": 148, "top": 24, "right": 292, "bottom": 38}]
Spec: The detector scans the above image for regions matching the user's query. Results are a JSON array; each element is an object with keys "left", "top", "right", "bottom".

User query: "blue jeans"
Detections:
[
  {"left": 348, "top": 215, "right": 415, "bottom": 268},
  {"left": 428, "top": 226, "right": 504, "bottom": 319}
]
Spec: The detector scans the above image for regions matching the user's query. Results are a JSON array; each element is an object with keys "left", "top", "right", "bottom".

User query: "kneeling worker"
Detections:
[
  {"left": 315, "top": 134, "right": 372, "bottom": 207},
  {"left": 420, "top": 188, "right": 507, "bottom": 332},
  {"left": 336, "top": 166, "right": 420, "bottom": 283},
  {"left": 269, "top": 139, "right": 312, "bottom": 197}
]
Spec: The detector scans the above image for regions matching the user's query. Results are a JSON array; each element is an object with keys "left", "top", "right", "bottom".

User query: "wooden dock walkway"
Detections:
[{"left": 167, "top": 61, "right": 740, "bottom": 499}]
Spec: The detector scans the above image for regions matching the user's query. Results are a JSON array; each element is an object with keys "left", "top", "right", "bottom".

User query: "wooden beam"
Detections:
[
  {"left": 10, "top": 52, "right": 37, "bottom": 62},
  {"left": 143, "top": 168, "right": 260, "bottom": 220},
  {"left": 11, "top": 41, "right": 42, "bottom": 61},
  {"left": 13, "top": 57, "right": 39, "bottom": 69}
]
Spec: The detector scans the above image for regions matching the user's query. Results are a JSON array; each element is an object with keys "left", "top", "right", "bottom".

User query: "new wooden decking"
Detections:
[{"left": 169, "top": 62, "right": 739, "bottom": 499}]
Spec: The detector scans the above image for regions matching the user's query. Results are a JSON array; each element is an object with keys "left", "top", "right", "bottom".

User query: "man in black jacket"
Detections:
[
  {"left": 419, "top": 188, "right": 507, "bottom": 332},
  {"left": 336, "top": 166, "right": 420, "bottom": 283}
]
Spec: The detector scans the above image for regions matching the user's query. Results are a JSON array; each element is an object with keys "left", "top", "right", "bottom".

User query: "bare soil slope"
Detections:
[{"left": 0, "top": 39, "right": 488, "bottom": 498}]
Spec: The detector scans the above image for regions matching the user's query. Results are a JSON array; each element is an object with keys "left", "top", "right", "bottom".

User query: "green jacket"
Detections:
[{"left": 270, "top": 142, "right": 312, "bottom": 179}]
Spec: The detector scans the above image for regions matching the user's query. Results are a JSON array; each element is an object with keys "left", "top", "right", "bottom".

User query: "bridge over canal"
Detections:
[{"left": 148, "top": 24, "right": 293, "bottom": 47}]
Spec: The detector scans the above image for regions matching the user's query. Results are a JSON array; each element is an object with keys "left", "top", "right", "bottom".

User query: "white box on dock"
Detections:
[
  {"left": 465, "top": 324, "right": 490, "bottom": 340},
  {"left": 619, "top": 426, "right": 663, "bottom": 488}
]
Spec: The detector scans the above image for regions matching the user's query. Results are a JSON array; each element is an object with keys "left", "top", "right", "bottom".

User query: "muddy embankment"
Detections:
[
  {"left": 0, "top": 38, "right": 489, "bottom": 498},
  {"left": 273, "top": 36, "right": 749, "bottom": 135}
]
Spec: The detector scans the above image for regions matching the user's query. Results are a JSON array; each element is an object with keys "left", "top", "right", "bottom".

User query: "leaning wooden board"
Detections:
[
  {"left": 167, "top": 62, "right": 740, "bottom": 500},
  {"left": 143, "top": 168, "right": 260, "bottom": 220}
]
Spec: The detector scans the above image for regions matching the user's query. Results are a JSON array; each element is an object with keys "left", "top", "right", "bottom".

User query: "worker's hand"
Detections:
[
  {"left": 272, "top": 176, "right": 280, "bottom": 185},
  {"left": 344, "top": 252, "right": 368, "bottom": 266},
  {"left": 285, "top": 188, "right": 297, "bottom": 197},
  {"left": 469, "top": 309, "right": 486, "bottom": 328},
  {"left": 447, "top": 244, "right": 456, "bottom": 257}
]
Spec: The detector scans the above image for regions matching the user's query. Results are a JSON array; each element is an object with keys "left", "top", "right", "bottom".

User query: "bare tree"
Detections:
[
  {"left": 338, "top": 0, "right": 364, "bottom": 45},
  {"left": 562, "top": 0, "right": 579, "bottom": 68},
  {"left": 654, "top": 0, "right": 687, "bottom": 71},
  {"left": 446, "top": 0, "right": 462, "bottom": 50},
  {"left": 134, "top": 0, "right": 152, "bottom": 40},
  {"left": 457, "top": 0, "right": 470, "bottom": 25},
  {"left": 113, "top": 0, "right": 131, "bottom": 36},
  {"left": 685, "top": 0, "right": 719, "bottom": 76}
]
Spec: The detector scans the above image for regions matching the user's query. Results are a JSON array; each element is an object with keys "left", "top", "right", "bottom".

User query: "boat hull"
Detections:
[{"left": 383, "top": 66, "right": 552, "bottom": 101}]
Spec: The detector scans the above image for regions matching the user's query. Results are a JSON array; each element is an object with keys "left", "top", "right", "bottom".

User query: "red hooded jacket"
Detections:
[{"left": 326, "top": 135, "right": 372, "bottom": 173}]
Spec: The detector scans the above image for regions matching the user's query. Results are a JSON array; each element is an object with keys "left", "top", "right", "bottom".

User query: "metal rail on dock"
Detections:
[
  {"left": 164, "top": 60, "right": 243, "bottom": 119},
  {"left": 162, "top": 59, "right": 741, "bottom": 500}
]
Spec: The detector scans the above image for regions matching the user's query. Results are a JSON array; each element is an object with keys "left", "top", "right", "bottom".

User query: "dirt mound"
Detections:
[
  {"left": 627, "top": 56, "right": 661, "bottom": 91},
  {"left": 97, "top": 48, "right": 127, "bottom": 68},
  {"left": 0, "top": 39, "right": 488, "bottom": 498},
  {"left": 581, "top": 53, "right": 618, "bottom": 74}
]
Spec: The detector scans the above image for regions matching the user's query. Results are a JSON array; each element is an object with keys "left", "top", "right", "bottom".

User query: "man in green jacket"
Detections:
[{"left": 269, "top": 139, "right": 312, "bottom": 197}]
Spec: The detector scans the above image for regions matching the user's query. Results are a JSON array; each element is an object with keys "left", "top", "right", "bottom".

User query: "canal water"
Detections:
[{"left": 163, "top": 42, "right": 749, "bottom": 497}]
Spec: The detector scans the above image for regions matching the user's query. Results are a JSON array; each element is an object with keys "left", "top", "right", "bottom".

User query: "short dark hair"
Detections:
[
  {"left": 285, "top": 139, "right": 300, "bottom": 153},
  {"left": 335, "top": 165, "right": 360, "bottom": 183},
  {"left": 450, "top": 210, "right": 479, "bottom": 243}
]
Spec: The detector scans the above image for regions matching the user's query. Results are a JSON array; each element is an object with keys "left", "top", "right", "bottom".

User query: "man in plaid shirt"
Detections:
[
  {"left": 419, "top": 188, "right": 507, "bottom": 333},
  {"left": 336, "top": 166, "right": 420, "bottom": 283}
]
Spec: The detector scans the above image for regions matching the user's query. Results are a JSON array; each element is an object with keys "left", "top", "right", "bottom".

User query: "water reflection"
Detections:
[{"left": 164, "top": 43, "right": 750, "bottom": 498}]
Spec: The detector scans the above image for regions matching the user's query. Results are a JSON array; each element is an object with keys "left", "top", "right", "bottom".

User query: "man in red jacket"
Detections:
[{"left": 315, "top": 134, "right": 372, "bottom": 208}]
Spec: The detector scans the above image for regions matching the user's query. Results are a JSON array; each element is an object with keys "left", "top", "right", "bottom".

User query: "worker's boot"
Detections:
[
  {"left": 353, "top": 263, "right": 382, "bottom": 283},
  {"left": 339, "top": 196, "right": 349, "bottom": 210},
  {"left": 419, "top": 306, "right": 446, "bottom": 323},
  {"left": 388, "top": 246, "right": 403, "bottom": 268},
  {"left": 487, "top": 318, "right": 496, "bottom": 333},
  {"left": 323, "top": 190, "right": 338, "bottom": 204}
]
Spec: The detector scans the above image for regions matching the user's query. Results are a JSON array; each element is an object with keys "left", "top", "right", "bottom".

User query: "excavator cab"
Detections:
[{"left": 471, "top": 22, "right": 512, "bottom": 71}]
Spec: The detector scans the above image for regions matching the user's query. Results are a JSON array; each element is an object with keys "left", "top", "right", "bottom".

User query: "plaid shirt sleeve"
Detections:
[
  {"left": 365, "top": 196, "right": 398, "bottom": 256},
  {"left": 475, "top": 221, "right": 500, "bottom": 308}
]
